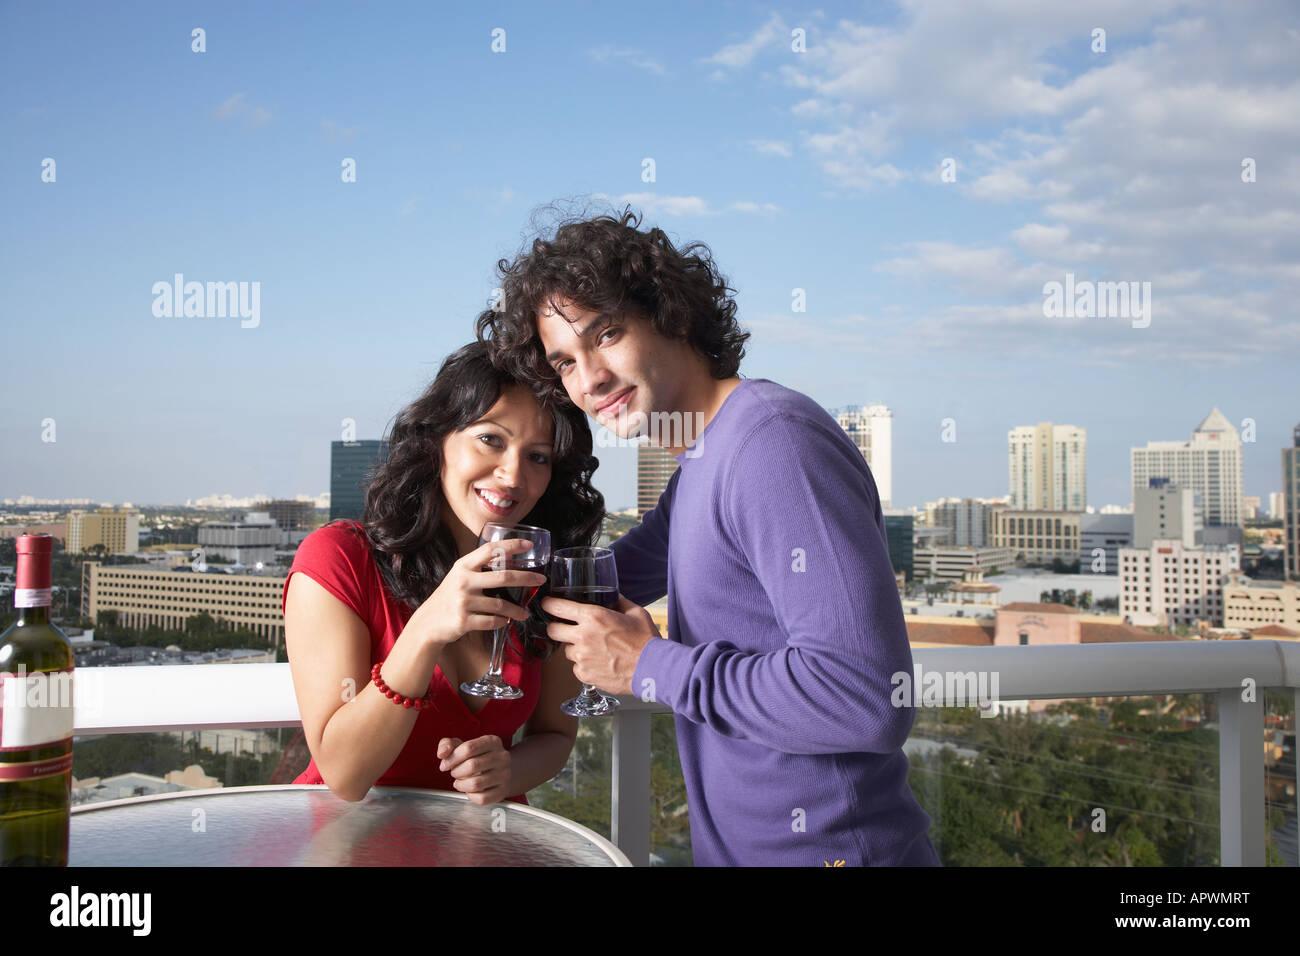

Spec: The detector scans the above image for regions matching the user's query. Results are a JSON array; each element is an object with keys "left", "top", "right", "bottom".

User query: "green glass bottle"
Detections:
[{"left": 0, "top": 534, "right": 75, "bottom": 866}]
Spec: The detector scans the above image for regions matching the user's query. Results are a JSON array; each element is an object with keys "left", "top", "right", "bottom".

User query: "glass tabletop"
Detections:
[{"left": 69, "top": 785, "right": 630, "bottom": 867}]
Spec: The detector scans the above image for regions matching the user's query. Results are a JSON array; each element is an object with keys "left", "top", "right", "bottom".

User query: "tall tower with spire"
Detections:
[{"left": 1130, "top": 408, "right": 1243, "bottom": 527}]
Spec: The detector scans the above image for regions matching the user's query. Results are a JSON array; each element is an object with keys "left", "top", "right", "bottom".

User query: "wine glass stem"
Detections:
[
  {"left": 486, "top": 624, "right": 510, "bottom": 680},
  {"left": 579, "top": 683, "right": 599, "bottom": 700}
]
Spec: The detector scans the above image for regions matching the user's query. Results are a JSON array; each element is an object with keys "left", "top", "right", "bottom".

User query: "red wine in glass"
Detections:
[
  {"left": 549, "top": 585, "right": 618, "bottom": 610},
  {"left": 461, "top": 523, "right": 551, "bottom": 700},
  {"left": 483, "top": 557, "right": 550, "bottom": 608},
  {"left": 551, "top": 548, "right": 621, "bottom": 718}
]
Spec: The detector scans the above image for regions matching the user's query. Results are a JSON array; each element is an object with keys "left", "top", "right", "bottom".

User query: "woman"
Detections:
[{"left": 280, "top": 339, "right": 603, "bottom": 805}]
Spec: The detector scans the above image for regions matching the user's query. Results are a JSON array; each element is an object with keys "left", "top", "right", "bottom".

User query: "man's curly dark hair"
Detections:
[{"left": 477, "top": 205, "right": 749, "bottom": 403}]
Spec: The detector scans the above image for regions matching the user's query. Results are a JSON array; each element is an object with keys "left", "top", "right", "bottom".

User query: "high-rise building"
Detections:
[
  {"left": 925, "top": 497, "right": 1000, "bottom": 547},
  {"left": 1131, "top": 408, "right": 1243, "bottom": 528},
  {"left": 330, "top": 440, "right": 389, "bottom": 523},
  {"left": 637, "top": 444, "right": 679, "bottom": 518},
  {"left": 1242, "top": 495, "right": 1261, "bottom": 520},
  {"left": 882, "top": 510, "right": 914, "bottom": 583},
  {"left": 65, "top": 508, "right": 140, "bottom": 555},
  {"left": 1008, "top": 423, "right": 1086, "bottom": 511},
  {"left": 1269, "top": 491, "right": 1285, "bottom": 521},
  {"left": 1285, "top": 425, "right": 1300, "bottom": 579},
  {"left": 830, "top": 404, "right": 893, "bottom": 508},
  {"left": 1132, "top": 479, "right": 1202, "bottom": 549}
]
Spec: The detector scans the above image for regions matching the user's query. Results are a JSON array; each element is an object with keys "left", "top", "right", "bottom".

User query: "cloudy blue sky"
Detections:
[{"left": 2, "top": 0, "right": 1297, "bottom": 512}]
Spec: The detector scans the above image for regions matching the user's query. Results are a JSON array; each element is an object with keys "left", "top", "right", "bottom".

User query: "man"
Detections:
[{"left": 478, "top": 208, "right": 940, "bottom": 866}]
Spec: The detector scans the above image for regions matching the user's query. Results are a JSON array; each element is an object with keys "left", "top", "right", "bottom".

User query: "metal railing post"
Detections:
[
  {"left": 611, "top": 705, "right": 652, "bottom": 867},
  {"left": 1218, "top": 688, "right": 1265, "bottom": 866}
]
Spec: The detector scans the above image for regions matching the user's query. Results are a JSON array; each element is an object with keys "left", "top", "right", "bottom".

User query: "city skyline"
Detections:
[
  {"left": 3, "top": 2, "right": 1297, "bottom": 513},
  {"left": 0, "top": 400, "right": 1293, "bottom": 515}
]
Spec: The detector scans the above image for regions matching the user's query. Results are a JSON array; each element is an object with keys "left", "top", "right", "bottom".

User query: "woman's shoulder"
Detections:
[
  {"left": 296, "top": 520, "right": 374, "bottom": 565},
  {"left": 284, "top": 520, "right": 383, "bottom": 623}
]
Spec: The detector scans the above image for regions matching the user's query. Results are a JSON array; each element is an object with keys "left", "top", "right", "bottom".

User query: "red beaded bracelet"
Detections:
[{"left": 371, "top": 662, "right": 434, "bottom": 711}]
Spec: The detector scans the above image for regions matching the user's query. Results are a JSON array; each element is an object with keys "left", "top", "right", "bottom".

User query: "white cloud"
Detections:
[
  {"left": 212, "top": 93, "right": 246, "bottom": 121},
  {"left": 748, "top": 139, "right": 792, "bottom": 158},
  {"left": 702, "top": 13, "right": 786, "bottom": 70},
  {"left": 716, "top": 1, "right": 1300, "bottom": 358},
  {"left": 596, "top": 193, "right": 779, "bottom": 217},
  {"left": 211, "top": 92, "right": 272, "bottom": 128},
  {"left": 588, "top": 46, "right": 667, "bottom": 75},
  {"left": 322, "top": 119, "right": 358, "bottom": 144}
]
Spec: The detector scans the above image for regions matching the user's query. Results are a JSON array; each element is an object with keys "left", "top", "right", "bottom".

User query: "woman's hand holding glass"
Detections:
[{"left": 406, "top": 538, "right": 545, "bottom": 649}]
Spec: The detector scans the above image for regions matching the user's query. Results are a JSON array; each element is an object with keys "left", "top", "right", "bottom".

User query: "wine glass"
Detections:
[
  {"left": 460, "top": 522, "right": 551, "bottom": 700},
  {"left": 550, "top": 546, "right": 621, "bottom": 718}
]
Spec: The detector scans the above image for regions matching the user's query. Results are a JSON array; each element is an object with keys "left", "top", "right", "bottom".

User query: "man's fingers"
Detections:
[
  {"left": 614, "top": 594, "right": 639, "bottom": 613},
  {"left": 546, "top": 620, "right": 581, "bottom": 644},
  {"left": 540, "top": 596, "right": 589, "bottom": 624}
]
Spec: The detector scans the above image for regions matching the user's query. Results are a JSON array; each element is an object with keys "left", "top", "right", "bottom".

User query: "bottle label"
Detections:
[
  {"left": 0, "top": 751, "right": 72, "bottom": 781},
  {"left": 13, "top": 587, "right": 53, "bottom": 608},
  {"left": 0, "top": 667, "right": 74, "bottom": 751}
]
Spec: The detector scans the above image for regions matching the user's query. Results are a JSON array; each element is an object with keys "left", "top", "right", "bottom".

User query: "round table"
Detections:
[{"left": 69, "top": 785, "right": 630, "bottom": 866}]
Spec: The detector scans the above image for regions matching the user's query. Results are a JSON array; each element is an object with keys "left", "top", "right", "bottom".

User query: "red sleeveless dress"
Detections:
[{"left": 280, "top": 520, "right": 542, "bottom": 804}]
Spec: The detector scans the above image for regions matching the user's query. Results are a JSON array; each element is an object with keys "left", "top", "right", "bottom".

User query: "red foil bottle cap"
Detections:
[
  {"left": 17, "top": 534, "right": 54, "bottom": 554},
  {"left": 16, "top": 534, "right": 54, "bottom": 592}
]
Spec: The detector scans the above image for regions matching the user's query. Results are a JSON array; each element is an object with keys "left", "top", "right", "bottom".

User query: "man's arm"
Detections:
[
  {"left": 632, "top": 412, "right": 915, "bottom": 755},
  {"left": 610, "top": 466, "right": 679, "bottom": 606}
]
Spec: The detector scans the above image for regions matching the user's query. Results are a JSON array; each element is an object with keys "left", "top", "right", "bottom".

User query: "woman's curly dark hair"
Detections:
[
  {"left": 477, "top": 204, "right": 749, "bottom": 403},
  {"left": 331, "top": 336, "right": 604, "bottom": 661}
]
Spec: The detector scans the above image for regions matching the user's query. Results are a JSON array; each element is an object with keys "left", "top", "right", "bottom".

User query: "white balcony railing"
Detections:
[{"left": 71, "top": 641, "right": 1300, "bottom": 866}]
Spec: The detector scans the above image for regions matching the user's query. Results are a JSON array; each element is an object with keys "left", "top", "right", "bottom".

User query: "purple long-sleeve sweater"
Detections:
[{"left": 613, "top": 378, "right": 940, "bottom": 866}]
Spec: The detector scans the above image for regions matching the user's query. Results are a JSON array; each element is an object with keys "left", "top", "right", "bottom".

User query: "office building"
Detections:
[
  {"left": 1119, "top": 539, "right": 1241, "bottom": 627},
  {"left": 259, "top": 499, "right": 318, "bottom": 532},
  {"left": 1286, "top": 425, "right": 1300, "bottom": 579},
  {"left": 197, "top": 512, "right": 280, "bottom": 568},
  {"left": 1131, "top": 408, "right": 1243, "bottom": 527},
  {"left": 637, "top": 444, "right": 679, "bottom": 518},
  {"left": 1132, "top": 480, "right": 1202, "bottom": 548},
  {"left": 831, "top": 404, "right": 893, "bottom": 508},
  {"left": 330, "top": 440, "right": 389, "bottom": 522},
  {"left": 65, "top": 509, "right": 140, "bottom": 555},
  {"left": 1008, "top": 423, "right": 1086, "bottom": 511},
  {"left": 81, "top": 561, "right": 287, "bottom": 647},
  {"left": 990, "top": 510, "right": 1081, "bottom": 565},
  {"left": 883, "top": 510, "right": 915, "bottom": 583},
  {"left": 925, "top": 497, "right": 1003, "bottom": 547},
  {"left": 913, "top": 545, "right": 1015, "bottom": 582},
  {"left": 1078, "top": 513, "right": 1133, "bottom": 575},
  {"left": 1222, "top": 575, "right": 1300, "bottom": 630},
  {"left": 1268, "top": 491, "right": 1285, "bottom": 521}
]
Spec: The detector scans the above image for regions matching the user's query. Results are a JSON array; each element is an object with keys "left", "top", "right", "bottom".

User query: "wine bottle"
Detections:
[{"left": 0, "top": 534, "right": 75, "bottom": 866}]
